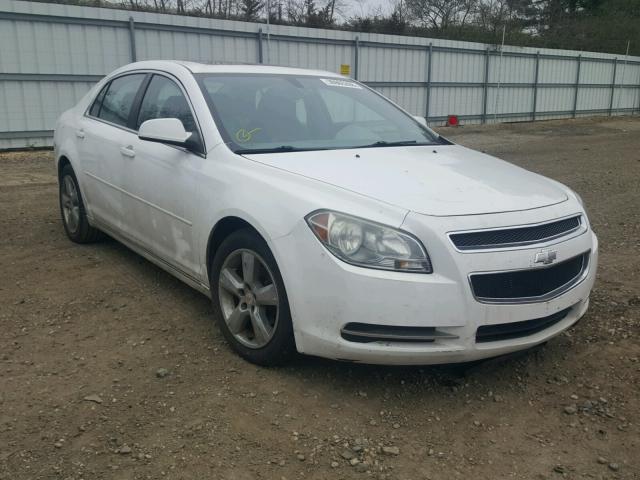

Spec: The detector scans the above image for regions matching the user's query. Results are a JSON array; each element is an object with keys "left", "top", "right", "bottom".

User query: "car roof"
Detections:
[{"left": 119, "top": 60, "right": 343, "bottom": 78}]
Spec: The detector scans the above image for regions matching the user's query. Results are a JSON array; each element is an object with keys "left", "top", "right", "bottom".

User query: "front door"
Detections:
[{"left": 118, "top": 74, "right": 205, "bottom": 279}]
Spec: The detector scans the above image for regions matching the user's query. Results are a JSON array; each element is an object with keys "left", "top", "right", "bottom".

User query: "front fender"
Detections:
[{"left": 195, "top": 152, "right": 409, "bottom": 288}]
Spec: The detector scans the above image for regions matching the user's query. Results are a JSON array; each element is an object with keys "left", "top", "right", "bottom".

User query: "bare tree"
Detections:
[
  {"left": 404, "top": 0, "right": 478, "bottom": 30},
  {"left": 239, "top": 0, "right": 264, "bottom": 20}
]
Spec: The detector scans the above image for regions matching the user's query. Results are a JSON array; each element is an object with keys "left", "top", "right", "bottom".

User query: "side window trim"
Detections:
[
  {"left": 97, "top": 84, "right": 108, "bottom": 118},
  {"left": 86, "top": 84, "right": 103, "bottom": 118},
  {"left": 98, "top": 84, "right": 108, "bottom": 117},
  {"left": 83, "top": 69, "right": 206, "bottom": 155},
  {"left": 134, "top": 73, "right": 161, "bottom": 130},
  {"left": 128, "top": 74, "right": 153, "bottom": 130},
  {"left": 88, "top": 82, "right": 110, "bottom": 118}
]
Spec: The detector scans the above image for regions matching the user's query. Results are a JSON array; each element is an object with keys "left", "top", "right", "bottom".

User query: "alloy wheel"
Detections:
[
  {"left": 218, "top": 249, "right": 280, "bottom": 349},
  {"left": 61, "top": 175, "right": 81, "bottom": 234}
]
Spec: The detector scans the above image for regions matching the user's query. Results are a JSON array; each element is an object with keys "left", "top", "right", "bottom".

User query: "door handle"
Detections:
[
  {"left": 120, "top": 146, "right": 136, "bottom": 158},
  {"left": 75, "top": 128, "right": 85, "bottom": 139}
]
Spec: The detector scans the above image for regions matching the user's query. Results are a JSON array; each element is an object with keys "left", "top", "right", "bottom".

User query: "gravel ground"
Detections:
[{"left": 1, "top": 116, "right": 639, "bottom": 479}]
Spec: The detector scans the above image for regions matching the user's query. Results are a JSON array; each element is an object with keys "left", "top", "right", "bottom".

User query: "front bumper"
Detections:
[{"left": 273, "top": 203, "right": 598, "bottom": 365}]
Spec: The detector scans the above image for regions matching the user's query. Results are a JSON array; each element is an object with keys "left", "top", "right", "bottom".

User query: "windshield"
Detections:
[{"left": 196, "top": 73, "right": 442, "bottom": 153}]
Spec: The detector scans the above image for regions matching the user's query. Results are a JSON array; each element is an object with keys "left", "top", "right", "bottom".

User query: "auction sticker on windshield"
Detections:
[{"left": 320, "top": 78, "right": 362, "bottom": 89}]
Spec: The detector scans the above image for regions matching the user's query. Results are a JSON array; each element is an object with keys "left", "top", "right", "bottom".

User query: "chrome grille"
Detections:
[{"left": 450, "top": 216, "right": 582, "bottom": 251}]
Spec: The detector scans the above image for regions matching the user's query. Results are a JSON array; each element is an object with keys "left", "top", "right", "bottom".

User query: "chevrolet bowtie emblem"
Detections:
[{"left": 534, "top": 250, "right": 557, "bottom": 265}]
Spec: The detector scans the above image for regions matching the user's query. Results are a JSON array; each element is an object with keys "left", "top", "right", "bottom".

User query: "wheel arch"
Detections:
[
  {"left": 205, "top": 216, "right": 267, "bottom": 282},
  {"left": 57, "top": 155, "right": 72, "bottom": 180},
  {"left": 55, "top": 152, "right": 94, "bottom": 222}
]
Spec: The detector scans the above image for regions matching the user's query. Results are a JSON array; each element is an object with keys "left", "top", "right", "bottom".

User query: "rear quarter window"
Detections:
[{"left": 89, "top": 84, "right": 108, "bottom": 117}]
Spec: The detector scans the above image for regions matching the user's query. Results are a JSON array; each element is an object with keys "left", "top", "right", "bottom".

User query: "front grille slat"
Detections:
[
  {"left": 451, "top": 216, "right": 582, "bottom": 250},
  {"left": 470, "top": 252, "right": 589, "bottom": 303},
  {"left": 476, "top": 307, "right": 572, "bottom": 343}
]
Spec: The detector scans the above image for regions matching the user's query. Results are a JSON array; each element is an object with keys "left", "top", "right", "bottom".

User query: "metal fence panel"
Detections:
[
  {"left": 0, "top": 19, "right": 130, "bottom": 74},
  {"left": 489, "top": 87, "right": 534, "bottom": 115},
  {"left": 537, "top": 86, "right": 576, "bottom": 113},
  {"left": 616, "top": 63, "right": 640, "bottom": 85},
  {"left": 580, "top": 59, "right": 615, "bottom": 84},
  {"left": 577, "top": 87, "right": 612, "bottom": 112},
  {"left": 430, "top": 86, "right": 484, "bottom": 118},
  {"left": 538, "top": 58, "right": 579, "bottom": 84},
  {"left": 613, "top": 88, "right": 638, "bottom": 112},
  {"left": 269, "top": 39, "right": 352, "bottom": 72},
  {"left": 0, "top": 80, "right": 94, "bottom": 132},
  {"left": 1, "top": 0, "right": 639, "bottom": 149},
  {"left": 431, "top": 51, "right": 485, "bottom": 83},
  {"left": 375, "top": 86, "right": 427, "bottom": 116},
  {"left": 136, "top": 29, "right": 257, "bottom": 64},
  {"left": 359, "top": 46, "right": 426, "bottom": 82},
  {"left": 488, "top": 55, "right": 536, "bottom": 84}
]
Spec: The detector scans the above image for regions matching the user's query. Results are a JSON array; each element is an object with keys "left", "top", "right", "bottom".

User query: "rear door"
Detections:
[
  {"left": 78, "top": 73, "right": 147, "bottom": 230},
  {"left": 118, "top": 73, "right": 205, "bottom": 278}
]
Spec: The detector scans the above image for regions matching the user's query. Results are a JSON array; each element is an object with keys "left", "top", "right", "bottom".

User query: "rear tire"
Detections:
[
  {"left": 210, "top": 228, "right": 296, "bottom": 366},
  {"left": 59, "top": 163, "right": 102, "bottom": 243}
]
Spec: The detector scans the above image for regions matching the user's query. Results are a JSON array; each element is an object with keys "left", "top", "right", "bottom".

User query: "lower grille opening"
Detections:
[
  {"left": 470, "top": 251, "right": 589, "bottom": 303},
  {"left": 341, "top": 323, "right": 458, "bottom": 343},
  {"left": 476, "top": 307, "right": 572, "bottom": 343}
]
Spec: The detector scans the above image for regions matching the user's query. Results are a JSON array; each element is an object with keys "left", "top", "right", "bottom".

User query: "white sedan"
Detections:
[{"left": 54, "top": 61, "right": 598, "bottom": 365}]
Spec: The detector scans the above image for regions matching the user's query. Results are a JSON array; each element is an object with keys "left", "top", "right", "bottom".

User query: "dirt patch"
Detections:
[{"left": 1, "top": 116, "right": 639, "bottom": 479}]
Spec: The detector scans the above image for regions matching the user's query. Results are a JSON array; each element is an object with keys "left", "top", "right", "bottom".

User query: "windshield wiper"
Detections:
[
  {"left": 356, "top": 140, "right": 436, "bottom": 149},
  {"left": 236, "top": 145, "right": 326, "bottom": 154},
  {"left": 235, "top": 139, "right": 441, "bottom": 155}
]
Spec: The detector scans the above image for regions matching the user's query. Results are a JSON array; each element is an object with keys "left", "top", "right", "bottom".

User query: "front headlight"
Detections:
[{"left": 306, "top": 210, "right": 432, "bottom": 273}]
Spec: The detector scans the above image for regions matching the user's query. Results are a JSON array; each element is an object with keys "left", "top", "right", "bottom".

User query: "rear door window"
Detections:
[{"left": 96, "top": 74, "right": 146, "bottom": 128}]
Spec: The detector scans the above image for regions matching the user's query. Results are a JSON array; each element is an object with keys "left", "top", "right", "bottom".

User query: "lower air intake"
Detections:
[
  {"left": 341, "top": 323, "right": 458, "bottom": 343},
  {"left": 476, "top": 307, "right": 572, "bottom": 343}
]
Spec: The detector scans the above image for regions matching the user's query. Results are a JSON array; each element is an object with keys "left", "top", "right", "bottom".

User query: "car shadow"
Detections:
[
  {"left": 285, "top": 342, "right": 549, "bottom": 385},
  {"left": 88, "top": 233, "right": 557, "bottom": 393}
]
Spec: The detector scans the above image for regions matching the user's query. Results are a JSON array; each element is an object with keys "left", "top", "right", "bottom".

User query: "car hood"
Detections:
[{"left": 243, "top": 144, "right": 568, "bottom": 216}]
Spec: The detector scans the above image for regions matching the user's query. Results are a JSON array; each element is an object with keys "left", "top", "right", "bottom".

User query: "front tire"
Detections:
[
  {"left": 210, "top": 229, "right": 295, "bottom": 365},
  {"left": 59, "top": 163, "right": 101, "bottom": 243}
]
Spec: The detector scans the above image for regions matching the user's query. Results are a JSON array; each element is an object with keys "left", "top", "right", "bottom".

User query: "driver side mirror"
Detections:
[{"left": 139, "top": 118, "right": 197, "bottom": 151}]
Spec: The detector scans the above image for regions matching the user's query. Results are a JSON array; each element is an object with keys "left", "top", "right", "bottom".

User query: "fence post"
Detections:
[
  {"left": 532, "top": 51, "right": 540, "bottom": 121},
  {"left": 354, "top": 36, "right": 359, "bottom": 80},
  {"left": 608, "top": 58, "right": 617, "bottom": 116},
  {"left": 425, "top": 43, "right": 432, "bottom": 124},
  {"left": 572, "top": 54, "right": 581, "bottom": 118},
  {"left": 128, "top": 17, "right": 137, "bottom": 62},
  {"left": 257, "top": 28, "right": 264, "bottom": 64},
  {"left": 481, "top": 48, "right": 490, "bottom": 124}
]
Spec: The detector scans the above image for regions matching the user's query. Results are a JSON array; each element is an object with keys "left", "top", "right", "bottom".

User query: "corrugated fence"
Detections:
[{"left": 2, "top": 0, "right": 640, "bottom": 149}]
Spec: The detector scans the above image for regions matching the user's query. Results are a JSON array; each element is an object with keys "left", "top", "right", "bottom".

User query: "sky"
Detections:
[{"left": 338, "top": 0, "right": 395, "bottom": 20}]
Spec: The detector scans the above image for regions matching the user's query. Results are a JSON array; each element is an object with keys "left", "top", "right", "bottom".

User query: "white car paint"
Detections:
[
  {"left": 244, "top": 145, "right": 569, "bottom": 216},
  {"left": 54, "top": 60, "right": 598, "bottom": 365}
]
